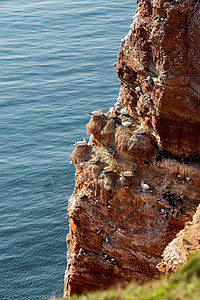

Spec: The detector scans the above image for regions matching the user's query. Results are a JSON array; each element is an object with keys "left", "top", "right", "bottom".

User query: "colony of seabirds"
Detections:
[
  {"left": 73, "top": 93, "right": 198, "bottom": 185},
  {"left": 67, "top": 96, "right": 199, "bottom": 279},
  {"left": 66, "top": 9, "right": 200, "bottom": 280},
  {"left": 72, "top": 86, "right": 197, "bottom": 205},
  {"left": 73, "top": 100, "right": 153, "bottom": 191}
]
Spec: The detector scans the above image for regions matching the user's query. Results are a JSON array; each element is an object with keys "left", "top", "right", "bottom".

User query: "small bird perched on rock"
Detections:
[
  {"left": 88, "top": 109, "right": 102, "bottom": 116},
  {"left": 109, "top": 107, "right": 115, "bottom": 113},
  {"left": 144, "top": 76, "right": 153, "bottom": 84},
  {"left": 103, "top": 165, "right": 115, "bottom": 172},
  {"left": 110, "top": 258, "right": 117, "bottom": 265},
  {"left": 120, "top": 108, "right": 128, "bottom": 114},
  {"left": 122, "top": 120, "right": 132, "bottom": 127},
  {"left": 184, "top": 176, "right": 193, "bottom": 183},
  {"left": 107, "top": 107, "right": 115, "bottom": 117},
  {"left": 78, "top": 248, "right": 86, "bottom": 256},
  {"left": 153, "top": 15, "right": 164, "bottom": 23},
  {"left": 71, "top": 253, "right": 76, "bottom": 259},
  {"left": 74, "top": 138, "right": 87, "bottom": 147},
  {"left": 114, "top": 102, "right": 122, "bottom": 108},
  {"left": 101, "top": 254, "right": 108, "bottom": 260},
  {"left": 114, "top": 104, "right": 122, "bottom": 112},
  {"left": 65, "top": 270, "right": 70, "bottom": 279},
  {"left": 140, "top": 181, "right": 152, "bottom": 191},
  {"left": 105, "top": 237, "right": 111, "bottom": 246},
  {"left": 135, "top": 86, "right": 141, "bottom": 92},
  {"left": 120, "top": 171, "right": 134, "bottom": 177},
  {"left": 91, "top": 156, "right": 98, "bottom": 164}
]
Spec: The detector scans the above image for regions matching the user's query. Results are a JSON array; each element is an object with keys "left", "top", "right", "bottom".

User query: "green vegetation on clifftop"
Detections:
[{"left": 53, "top": 252, "right": 200, "bottom": 300}]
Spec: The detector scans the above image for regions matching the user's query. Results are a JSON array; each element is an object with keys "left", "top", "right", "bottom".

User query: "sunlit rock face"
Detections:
[
  {"left": 157, "top": 204, "right": 200, "bottom": 275},
  {"left": 64, "top": 0, "right": 200, "bottom": 297},
  {"left": 116, "top": 0, "right": 200, "bottom": 157}
]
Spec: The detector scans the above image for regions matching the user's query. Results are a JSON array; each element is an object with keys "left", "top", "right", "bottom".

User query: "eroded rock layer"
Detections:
[
  {"left": 157, "top": 204, "right": 200, "bottom": 275},
  {"left": 64, "top": 0, "right": 200, "bottom": 297}
]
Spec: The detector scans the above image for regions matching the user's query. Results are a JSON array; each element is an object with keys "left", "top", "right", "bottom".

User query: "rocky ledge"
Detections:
[{"left": 64, "top": 0, "right": 200, "bottom": 297}]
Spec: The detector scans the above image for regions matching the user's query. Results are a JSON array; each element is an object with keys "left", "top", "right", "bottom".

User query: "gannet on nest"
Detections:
[
  {"left": 120, "top": 108, "right": 128, "bottom": 114},
  {"left": 140, "top": 181, "right": 152, "bottom": 192},
  {"left": 103, "top": 165, "right": 115, "bottom": 173},
  {"left": 120, "top": 171, "right": 134, "bottom": 177},
  {"left": 74, "top": 138, "right": 87, "bottom": 147},
  {"left": 135, "top": 86, "right": 141, "bottom": 92},
  {"left": 122, "top": 120, "right": 132, "bottom": 127},
  {"left": 88, "top": 109, "right": 102, "bottom": 116},
  {"left": 107, "top": 107, "right": 115, "bottom": 117}
]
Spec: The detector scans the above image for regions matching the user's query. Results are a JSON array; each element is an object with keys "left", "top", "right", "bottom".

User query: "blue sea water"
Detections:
[{"left": 0, "top": 1, "right": 136, "bottom": 299}]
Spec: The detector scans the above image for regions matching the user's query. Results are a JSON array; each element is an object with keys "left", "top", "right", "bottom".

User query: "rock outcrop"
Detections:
[
  {"left": 64, "top": 0, "right": 200, "bottom": 297},
  {"left": 116, "top": 0, "right": 200, "bottom": 157},
  {"left": 157, "top": 204, "right": 200, "bottom": 275}
]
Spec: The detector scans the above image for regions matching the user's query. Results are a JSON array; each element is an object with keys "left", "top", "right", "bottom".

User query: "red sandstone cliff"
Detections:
[
  {"left": 64, "top": 0, "right": 200, "bottom": 297},
  {"left": 157, "top": 203, "right": 200, "bottom": 275}
]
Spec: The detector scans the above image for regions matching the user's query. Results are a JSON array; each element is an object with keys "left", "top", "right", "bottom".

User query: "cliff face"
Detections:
[
  {"left": 64, "top": 0, "right": 200, "bottom": 297},
  {"left": 116, "top": 0, "right": 200, "bottom": 156},
  {"left": 157, "top": 204, "right": 200, "bottom": 275}
]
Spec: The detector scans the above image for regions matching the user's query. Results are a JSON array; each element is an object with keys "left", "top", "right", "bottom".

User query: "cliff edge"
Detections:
[{"left": 64, "top": 0, "right": 200, "bottom": 297}]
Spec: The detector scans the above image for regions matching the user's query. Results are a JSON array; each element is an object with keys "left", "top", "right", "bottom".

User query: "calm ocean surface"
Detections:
[{"left": 0, "top": 1, "right": 136, "bottom": 299}]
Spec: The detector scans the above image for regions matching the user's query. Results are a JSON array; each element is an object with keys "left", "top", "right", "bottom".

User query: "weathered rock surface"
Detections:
[
  {"left": 64, "top": 0, "right": 200, "bottom": 297},
  {"left": 157, "top": 204, "right": 200, "bottom": 275},
  {"left": 116, "top": 0, "right": 200, "bottom": 157}
]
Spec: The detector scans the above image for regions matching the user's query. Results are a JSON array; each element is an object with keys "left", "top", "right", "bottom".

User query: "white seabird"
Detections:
[
  {"left": 103, "top": 165, "right": 114, "bottom": 172},
  {"left": 120, "top": 108, "right": 128, "bottom": 114},
  {"left": 114, "top": 102, "right": 122, "bottom": 108},
  {"left": 74, "top": 138, "right": 87, "bottom": 147},
  {"left": 91, "top": 156, "right": 98, "bottom": 163},
  {"left": 65, "top": 270, "right": 70, "bottom": 279},
  {"left": 140, "top": 181, "right": 151, "bottom": 191},
  {"left": 185, "top": 176, "right": 193, "bottom": 183},
  {"left": 105, "top": 237, "right": 111, "bottom": 245},
  {"left": 122, "top": 120, "right": 132, "bottom": 127},
  {"left": 135, "top": 86, "right": 141, "bottom": 92},
  {"left": 115, "top": 105, "right": 122, "bottom": 112},
  {"left": 78, "top": 248, "right": 86, "bottom": 256},
  {"left": 88, "top": 109, "right": 102, "bottom": 116},
  {"left": 109, "top": 107, "right": 115, "bottom": 114},
  {"left": 107, "top": 107, "right": 116, "bottom": 117},
  {"left": 120, "top": 171, "right": 134, "bottom": 177}
]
